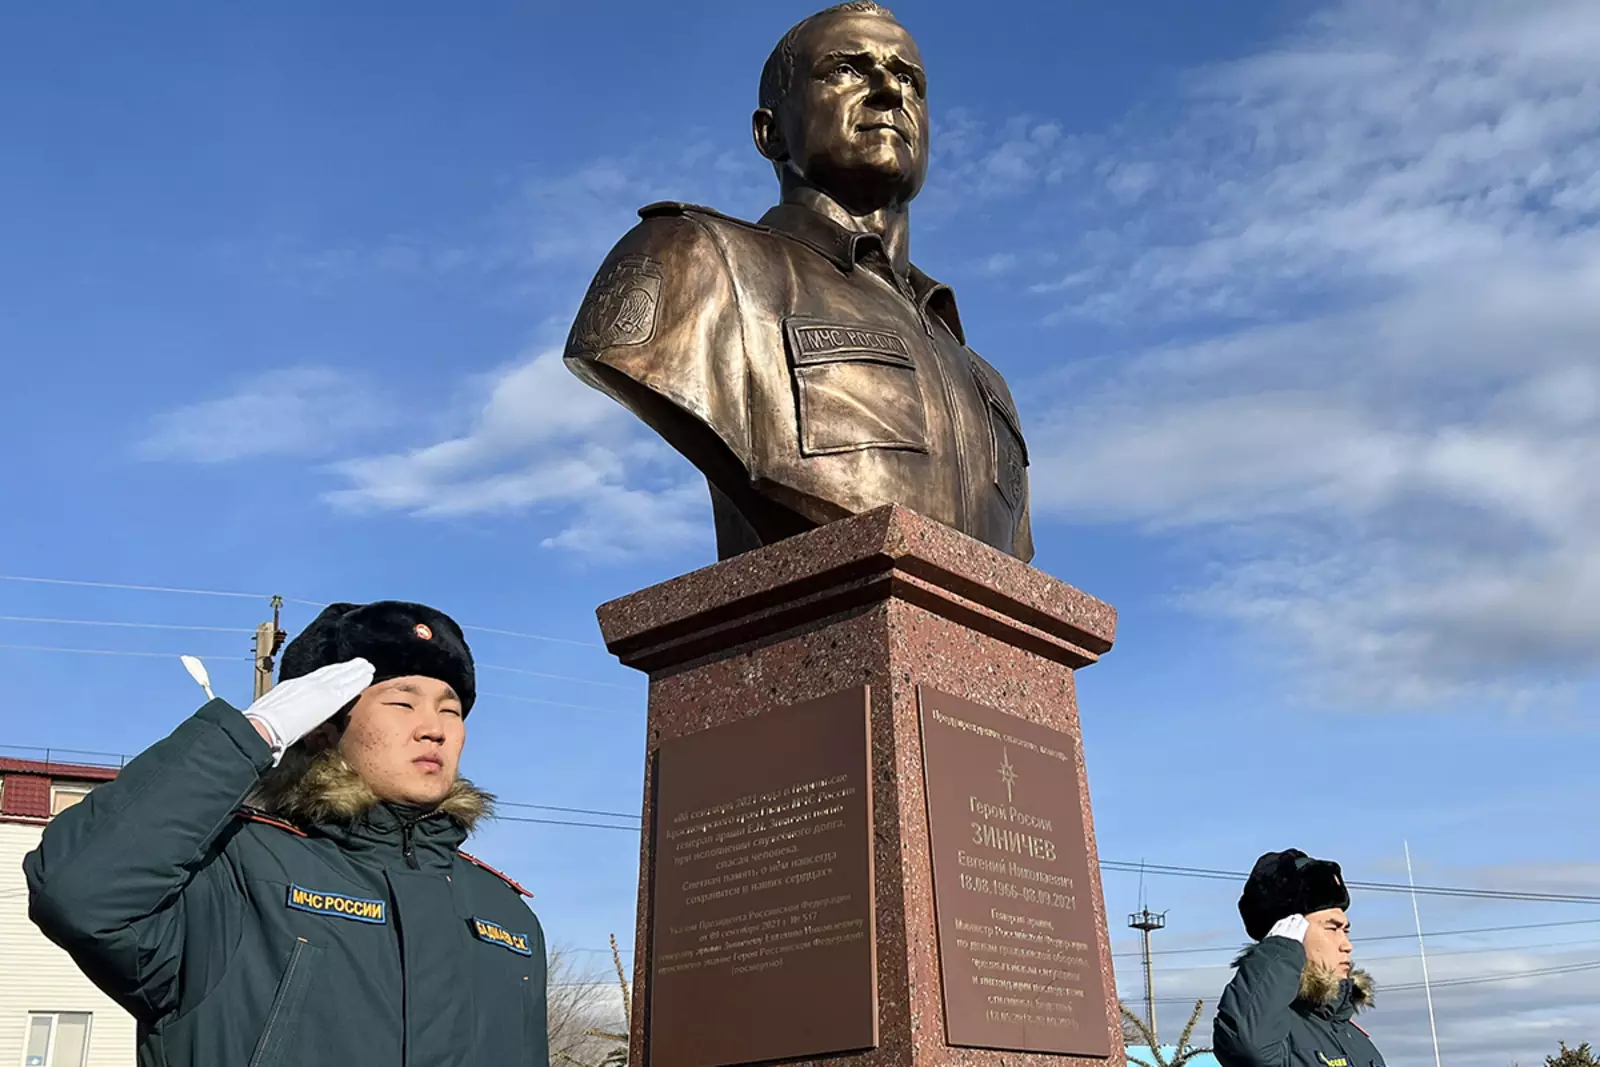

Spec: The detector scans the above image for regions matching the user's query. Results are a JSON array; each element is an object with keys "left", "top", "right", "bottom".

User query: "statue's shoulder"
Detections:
[
  {"left": 637, "top": 201, "right": 767, "bottom": 236},
  {"left": 597, "top": 202, "right": 765, "bottom": 267}
]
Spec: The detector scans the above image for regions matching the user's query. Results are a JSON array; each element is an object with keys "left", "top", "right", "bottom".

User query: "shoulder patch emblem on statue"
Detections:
[{"left": 571, "top": 254, "right": 663, "bottom": 353}]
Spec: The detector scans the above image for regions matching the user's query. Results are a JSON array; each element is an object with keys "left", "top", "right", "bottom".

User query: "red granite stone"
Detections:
[{"left": 598, "top": 505, "right": 1124, "bottom": 1067}]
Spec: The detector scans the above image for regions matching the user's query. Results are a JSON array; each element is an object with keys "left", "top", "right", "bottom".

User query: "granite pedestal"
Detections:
[{"left": 596, "top": 505, "right": 1123, "bottom": 1067}]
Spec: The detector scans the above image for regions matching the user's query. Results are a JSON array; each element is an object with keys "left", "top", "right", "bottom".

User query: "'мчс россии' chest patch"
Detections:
[{"left": 782, "top": 316, "right": 929, "bottom": 456}]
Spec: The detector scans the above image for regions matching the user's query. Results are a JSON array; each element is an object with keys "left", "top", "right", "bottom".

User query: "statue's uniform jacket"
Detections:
[{"left": 565, "top": 200, "right": 1034, "bottom": 562}]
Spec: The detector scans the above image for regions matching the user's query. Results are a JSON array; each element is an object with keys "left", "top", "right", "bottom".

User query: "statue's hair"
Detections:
[{"left": 758, "top": 2, "right": 899, "bottom": 115}]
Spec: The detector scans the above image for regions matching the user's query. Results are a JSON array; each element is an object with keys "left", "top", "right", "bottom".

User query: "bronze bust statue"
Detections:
[{"left": 564, "top": 1, "right": 1033, "bottom": 562}]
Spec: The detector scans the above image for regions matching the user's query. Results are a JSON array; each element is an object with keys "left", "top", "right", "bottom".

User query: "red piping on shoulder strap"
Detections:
[
  {"left": 235, "top": 808, "right": 307, "bottom": 837},
  {"left": 1351, "top": 1022, "right": 1371, "bottom": 1038},
  {"left": 460, "top": 850, "right": 533, "bottom": 897}
]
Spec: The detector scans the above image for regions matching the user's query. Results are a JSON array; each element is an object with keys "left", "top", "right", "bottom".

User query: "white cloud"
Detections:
[
  {"left": 497, "top": 141, "right": 769, "bottom": 274},
  {"left": 262, "top": 134, "right": 771, "bottom": 301},
  {"left": 244, "top": 137, "right": 771, "bottom": 558},
  {"left": 137, "top": 366, "right": 387, "bottom": 463},
  {"left": 324, "top": 349, "right": 707, "bottom": 559},
  {"left": 996, "top": 0, "right": 1600, "bottom": 706}
]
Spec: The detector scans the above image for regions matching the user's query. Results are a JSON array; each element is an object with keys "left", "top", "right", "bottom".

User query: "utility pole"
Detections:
[
  {"left": 252, "top": 595, "right": 286, "bottom": 701},
  {"left": 1128, "top": 907, "right": 1167, "bottom": 1045}
]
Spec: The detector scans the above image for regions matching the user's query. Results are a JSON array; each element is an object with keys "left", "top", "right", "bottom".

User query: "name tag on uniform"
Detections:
[
  {"left": 1317, "top": 1055, "right": 1350, "bottom": 1067},
  {"left": 285, "top": 883, "right": 387, "bottom": 924},
  {"left": 472, "top": 917, "right": 533, "bottom": 956},
  {"left": 784, "top": 317, "right": 914, "bottom": 368}
]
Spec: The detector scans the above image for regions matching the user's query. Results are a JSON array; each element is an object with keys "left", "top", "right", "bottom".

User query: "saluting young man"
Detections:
[
  {"left": 25, "top": 600, "right": 550, "bottom": 1067},
  {"left": 1215, "top": 849, "right": 1386, "bottom": 1067}
]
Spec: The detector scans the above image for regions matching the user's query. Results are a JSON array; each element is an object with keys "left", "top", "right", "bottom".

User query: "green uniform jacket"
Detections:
[
  {"left": 23, "top": 699, "right": 550, "bottom": 1067},
  {"left": 1214, "top": 937, "right": 1383, "bottom": 1067}
]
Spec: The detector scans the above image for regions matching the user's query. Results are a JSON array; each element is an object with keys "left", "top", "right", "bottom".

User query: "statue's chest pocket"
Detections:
[{"left": 783, "top": 317, "right": 930, "bottom": 457}]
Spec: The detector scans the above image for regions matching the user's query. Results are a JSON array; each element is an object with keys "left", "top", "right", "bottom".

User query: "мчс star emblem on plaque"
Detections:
[
  {"left": 570, "top": 254, "right": 663, "bottom": 351},
  {"left": 998, "top": 748, "right": 1018, "bottom": 803}
]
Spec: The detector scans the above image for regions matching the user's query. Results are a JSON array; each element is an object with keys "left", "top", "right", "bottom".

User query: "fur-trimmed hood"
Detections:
[
  {"left": 1299, "top": 963, "right": 1375, "bottom": 1014},
  {"left": 1231, "top": 946, "right": 1375, "bottom": 1017},
  {"left": 249, "top": 745, "right": 494, "bottom": 832}
]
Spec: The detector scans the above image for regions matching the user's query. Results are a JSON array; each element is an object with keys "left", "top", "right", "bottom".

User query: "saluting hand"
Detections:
[
  {"left": 1266, "top": 914, "right": 1309, "bottom": 943},
  {"left": 245, "top": 658, "right": 375, "bottom": 764}
]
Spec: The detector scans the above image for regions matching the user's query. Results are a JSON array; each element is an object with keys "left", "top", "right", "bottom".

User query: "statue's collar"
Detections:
[{"left": 757, "top": 202, "right": 966, "bottom": 345}]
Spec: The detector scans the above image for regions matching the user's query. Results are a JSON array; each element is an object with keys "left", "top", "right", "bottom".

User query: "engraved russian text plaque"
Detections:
[
  {"left": 918, "top": 686, "right": 1110, "bottom": 1057},
  {"left": 648, "top": 687, "right": 878, "bottom": 1067}
]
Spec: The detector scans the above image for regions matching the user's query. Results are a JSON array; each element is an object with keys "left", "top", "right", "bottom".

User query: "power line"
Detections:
[
  {"left": 0, "top": 573, "right": 606, "bottom": 651},
  {"left": 5, "top": 732, "right": 1594, "bottom": 905},
  {"left": 0, "top": 638, "right": 629, "bottom": 694},
  {"left": 1346, "top": 935, "right": 1600, "bottom": 967},
  {"left": 482, "top": 810, "right": 1594, "bottom": 905},
  {"left": 461, "top": 625, "right": 603, "bottom": 650},
  {"left": 493, "top": 814, "right": 639, "bottom": 832},
  {"left": 0, "top": 616, "right": 255, "bottom": 633},
  {"left": 477, "top": 691, "right": 633, "bottom": 715},
  {"left": 477, "top": 663, "right": 635, "bottom": 691},
  {"left": 1142, "top": 958, "right": 1600, "bottom": 1004},
  {"left": 0, "top": 643, "right": 252, "bottom": 661},
  {"left": 1114, "top": 918, "right": 1600, "bottom": 961},
  {"left": 0, "top": 574, "right": 272, "bottom": 600},
  {"left": 484, "top": 810, "right": 1600, "bottom": 905},
  {"left": 500, "top": 801, "right": 640, "bottom": 820},
  {"left": 1387, "top": 958, "right": 1600, "bottom": 991},
  {"left": 1150, "top": 936, "right": 1600, "bottom": 976},
  {"left": 1101, "top": 859, "right": 1600, "bottom": 906}
]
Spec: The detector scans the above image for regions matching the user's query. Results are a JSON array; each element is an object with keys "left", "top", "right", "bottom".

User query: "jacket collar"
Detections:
[
  {"left": 1299, "top": 963, "right": 1376, "bottom": 1021},
  {"left": 249, "top": 746, "right": 492, "bottom": 872},
  {"left": 1231, "top": 944, "right": 1375, "bottom": 1022},
  {"left": 322, "top": 802, "right": 468, "bottom": 873},
  {"left": 757, "top": 201, "right": 967, "bottom": 345}
]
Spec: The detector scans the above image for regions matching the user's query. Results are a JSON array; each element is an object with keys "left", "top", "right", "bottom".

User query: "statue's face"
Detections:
[{"left": 776, "top": 13, "right": 928, "bottom": 210}]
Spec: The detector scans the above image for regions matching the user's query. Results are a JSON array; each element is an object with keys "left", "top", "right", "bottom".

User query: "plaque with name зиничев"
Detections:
[
  {"left": 647, "top": 687, "right": 877, "bottom": 1067},
  {"left": 918, "top": 686, "right": 1110, "bottom": 1057}
]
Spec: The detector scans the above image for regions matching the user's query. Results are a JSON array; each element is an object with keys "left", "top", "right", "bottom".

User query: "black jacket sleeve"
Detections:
[
  {"left": 1214, "top": 937, "right": 1306, "bottom": 1067},
  {"left": 23, "top": 699, "right": 274, "bottom": 1021}
]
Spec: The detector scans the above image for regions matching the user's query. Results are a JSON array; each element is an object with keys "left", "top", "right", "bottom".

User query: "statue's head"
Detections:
[{"left": 754, "top": 2, "right": 929, "bottom": 214}]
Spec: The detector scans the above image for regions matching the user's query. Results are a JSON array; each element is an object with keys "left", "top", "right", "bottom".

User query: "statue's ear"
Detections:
[{"left": 752, "top": 108, "right": 787, "bottom": 163}]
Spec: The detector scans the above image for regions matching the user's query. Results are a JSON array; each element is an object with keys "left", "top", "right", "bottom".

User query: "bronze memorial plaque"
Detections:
[
  {"left": 648, "top": 687, "right": 878, "bottom": 1067},
  {"left": 918, "top": 687, "right": 1110, "bottom": 1057}
]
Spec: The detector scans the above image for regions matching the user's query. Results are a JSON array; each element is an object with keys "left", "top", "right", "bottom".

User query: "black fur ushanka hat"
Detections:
[
  {"left": 278, "top": 601, "right": 476, "bottom": 714},
  {"left": 1239, "top": 848, "right": 1351, "bottom": 941}
]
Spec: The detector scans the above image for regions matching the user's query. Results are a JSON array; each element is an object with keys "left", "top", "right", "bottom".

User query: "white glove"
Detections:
[
  {"left": 244, "top": 658, "right": 374, "bottom": 765},
  {"left": 1266, "top": 914, "right": 1309, "bottom": 943}
]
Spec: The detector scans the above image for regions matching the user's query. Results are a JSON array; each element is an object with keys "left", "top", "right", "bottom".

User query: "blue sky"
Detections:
[{"left": 4, "top": 2, "right": 1599, "bottom": 1064}]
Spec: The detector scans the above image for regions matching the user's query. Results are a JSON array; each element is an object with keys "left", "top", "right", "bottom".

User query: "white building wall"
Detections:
[{"left": 0, "top": 821, "right": 135, "bottom": 1067}]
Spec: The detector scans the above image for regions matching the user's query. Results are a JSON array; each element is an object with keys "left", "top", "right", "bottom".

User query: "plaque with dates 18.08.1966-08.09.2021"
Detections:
[{"left": 918, "top": 686, "right": 1110, "bottom": 1058}]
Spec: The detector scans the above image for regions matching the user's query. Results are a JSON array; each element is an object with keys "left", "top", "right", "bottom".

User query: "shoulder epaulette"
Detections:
[
  {"left": 638, "top": 201, "right": 765, "bottom": 232},
  {"left": 235, "top": 807, "right": 307, "bottom": 837},
  {"left": 460, "top": 850, "right": 533, "bottom": 897}
]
